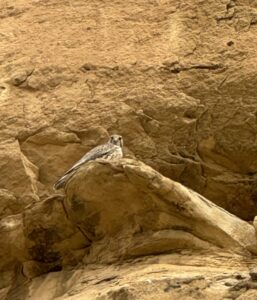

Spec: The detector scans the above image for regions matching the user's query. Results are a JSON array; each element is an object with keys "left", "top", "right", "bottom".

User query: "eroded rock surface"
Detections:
[
  {"left": 1, "top": 159, "right": 257, "bottom": 299},
  {"left": 1, "top": 0, "right": 257, "bottom": 299},
  {"left": 0, "top": 0, "right": 257, "bottom": 219},
  {"left": 64, "top": 159, "right": 257, "bottom": 262}
]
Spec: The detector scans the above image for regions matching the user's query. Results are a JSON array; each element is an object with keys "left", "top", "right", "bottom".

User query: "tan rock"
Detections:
[
  {"left": 8, "top": 68, "right": 34, "bottom": 87},
  {"left": 236, "top": 290, "right": 257, "bottom": 300},
  {"left": 0, "top": 213, "right": 27, "bottom": 290},
  {"left": 0, "top": 194, "right": 89, "bottom": 287},
  {"left": 253, "top": 216, "right": 257, "bottom": 235},
  {"left": 2, "top": 0, "right": 257, "bottom": 298},
  {"left": 64, "top": 159, "right": 257, "bottom": 264},
  {"left": 24, "top": 128, "right": 81, "bottom": 146},
  {"left": 2, "top": 255, "right": 255, "bottom": 300},
  {"left": 0, "top": 189, "right": 22, "bottom": 218},
  {"left": 0, "top": 140, "right": 39, "bottom": 211},
  {"left": 0, "top": 159, "right": 257, "bottom": 298},
  {"left": 23, "top": 195, "right": 89, "bottom": 276},
  {"left": 0, "top": 0, "right": 257, "bottom": 219}
]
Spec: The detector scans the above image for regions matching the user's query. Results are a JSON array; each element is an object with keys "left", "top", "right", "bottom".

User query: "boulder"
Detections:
[{"left": 64, "top": 159, "right": 257, "bottom": 263}]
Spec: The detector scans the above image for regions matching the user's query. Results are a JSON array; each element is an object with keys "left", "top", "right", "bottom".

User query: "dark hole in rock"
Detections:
[
  {"left": 49, "top": 265, "right": 63, "bottom": 273},
  {"left": 80, "top": 63, "right": 97, "bottom": 72}
]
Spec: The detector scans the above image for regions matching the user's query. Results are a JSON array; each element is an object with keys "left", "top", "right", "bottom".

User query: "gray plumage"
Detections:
[{"left": 54, "top": 134, "right": 123, "bottom": 190}]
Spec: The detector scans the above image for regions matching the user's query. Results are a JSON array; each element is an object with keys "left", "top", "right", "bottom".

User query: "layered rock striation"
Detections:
[
  {"left": 1, "top": 0, "right": 257, "bottom": 219},
  {"left": 1, "top": 159, "right": 257, "bottom": 299},
  {"left": 1, "top": 0, "right": 257, "bottom": 299}
]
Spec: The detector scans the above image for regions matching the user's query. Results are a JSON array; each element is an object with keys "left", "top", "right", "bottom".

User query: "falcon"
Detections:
[{"left": 54, "top": 134, "right": 123, "bottom": 190}]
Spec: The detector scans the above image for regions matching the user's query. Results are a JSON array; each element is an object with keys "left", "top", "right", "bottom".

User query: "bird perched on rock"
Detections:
[{"left": 54, "top": 134, "right": 123, "bottom": 190}]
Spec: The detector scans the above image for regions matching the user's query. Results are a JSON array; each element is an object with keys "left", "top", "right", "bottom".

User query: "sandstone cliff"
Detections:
[
  {"left": 2, "top": 160, "right": 257, "bottom": 299},
  {"left": 1, "top": 0, "right": 257, "bottom": 299}
]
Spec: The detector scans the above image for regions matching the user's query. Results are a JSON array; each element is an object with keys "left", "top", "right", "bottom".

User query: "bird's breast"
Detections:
[{"left": 103, "top": 146, "right": 123, "bottom": 160}]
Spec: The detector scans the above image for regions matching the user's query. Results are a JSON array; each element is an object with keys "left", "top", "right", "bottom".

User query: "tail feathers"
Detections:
[{"left": 53, "top": 174, "right": 70, "bottom": 190}]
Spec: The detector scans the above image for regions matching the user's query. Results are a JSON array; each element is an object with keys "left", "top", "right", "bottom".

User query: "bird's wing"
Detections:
[{"left": 61, "top": 143, "right": 113, "bottom": 177}]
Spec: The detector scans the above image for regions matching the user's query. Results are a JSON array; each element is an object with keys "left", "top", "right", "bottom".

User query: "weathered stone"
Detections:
[
  {"left": 23, "top": 195, "right": 89, "bottom": 272},
  {"left": 64, "top": 159, "right": 257, "bottom": 263},
  {"left": 8, "top": 69, "right": 33, "bottom": 87},
  {"left": 236, "top": 290, "right": 257, "bottom": 300},
  {"left": 249, "top": 268, "right": 257, "bottom": 282},
  {"left": 0, "top": 213, "right": 27, "bottom": 290},
  {"left": 0, "top": 189, "right": 21, "bottom": 218},
  {"left": 0, "top": 140, "right": 39, "bottom": 211},
  {"left": 0, "top": 195, "right": 89, "bottom": 288},
  {"left": 2, "top": 0, "right": 257, "bottom": 298},
  {"left": 0, "top": 0, "right": 257, "bottom": 219}
]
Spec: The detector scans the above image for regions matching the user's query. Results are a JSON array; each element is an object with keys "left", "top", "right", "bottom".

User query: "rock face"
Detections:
[
  {"left": 1, "top": 0, "right": 257, "bottom": 219},
  {"left": 1, "top": 159, "right": 257, "bottom": 299},
  {"left": 1, "top": 0, "right": 257, "bottom": 299},
  {"left": 64, "top": 159, "right": 257, "bottom": 261}
]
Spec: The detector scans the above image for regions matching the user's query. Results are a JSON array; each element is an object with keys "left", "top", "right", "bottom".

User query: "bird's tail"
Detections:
[{"left": 53, "top": 174, "right": 69, "bottom": 190}]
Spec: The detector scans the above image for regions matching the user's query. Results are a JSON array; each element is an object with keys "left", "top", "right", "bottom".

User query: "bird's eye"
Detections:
[{"left": 119, "top": 137, "right": 122, "bottom": 140}]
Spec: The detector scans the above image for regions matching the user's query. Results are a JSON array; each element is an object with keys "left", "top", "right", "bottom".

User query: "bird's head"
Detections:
[{"left": 109, "top": 134, "right": 123, "bottom": 148}]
